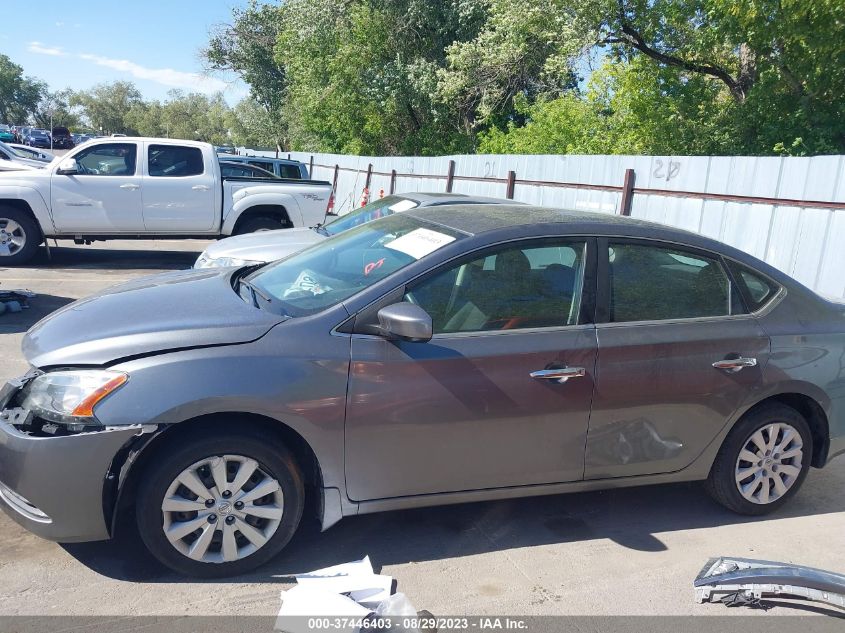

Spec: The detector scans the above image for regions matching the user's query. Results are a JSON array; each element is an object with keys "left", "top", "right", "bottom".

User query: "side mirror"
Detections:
[
  {"left": 56, "top": 158, "right": 80, "bottom": 175},
  {"left": 377, "top": 302, "right": 433, "bottom": 343}
]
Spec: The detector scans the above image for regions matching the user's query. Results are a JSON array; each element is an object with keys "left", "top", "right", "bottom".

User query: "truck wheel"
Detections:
[
  {"left": 136, "top": 430, "right": 304, "bottom": 578},
  {"left": 0, "top": 208, "right": 41, "bottom": 265},
  {"left": 705, "top": 403, "right": 811, "bottom": 515},
  {"left": 236, "top": 216, "right": 286, "bottom": 234}
]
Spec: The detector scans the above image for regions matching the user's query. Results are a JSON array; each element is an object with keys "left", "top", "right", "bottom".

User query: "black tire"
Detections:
[
  {"left": 136, "top": 429, "right": 304, "bottom": 578},
  {"left": 0, "top": 207, "right": 41, "bottom": 265},
  {"left": 706, "top": 403, "right": 812, "bottom": 515},
  {"left": 236, "top": 216, "right": 287, "bottom": 234}
]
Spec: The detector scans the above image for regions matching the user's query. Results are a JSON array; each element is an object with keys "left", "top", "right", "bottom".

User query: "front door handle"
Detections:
[
  {"left": 530, "top": 367, "right": 586, "bottom": 384},
  {"left": 712, "top": 357, "right": 757, "bottom": 373},
  {"left": 192, "top": 185, "right": 210, "bottom": 191},
  {"left": 119, "top": 183, "right": 140, "bottom": 190}
]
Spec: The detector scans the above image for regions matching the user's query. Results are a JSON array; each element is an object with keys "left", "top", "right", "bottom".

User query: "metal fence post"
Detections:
[
  {"left": 506, "top": 170, "right": 516, "bottom": 199},
  {"left": 620, "top": 168, "right": 636, "bottom": 216},
  {"left": 365, "top": 163, "right": 373, "bottom": 190},
  {"left": 390, "top": 169, "right": 397, "bottom": 194},
  {"left": 446, "top": 160, "right": 456, "bottom": 193},
  {"left": 309, "top": 155, "right": 314, "bottom": 177}
]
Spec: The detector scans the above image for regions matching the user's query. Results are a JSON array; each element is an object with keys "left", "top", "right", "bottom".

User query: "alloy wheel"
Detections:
[
  {"left": 161, "top": 454, "right": 284, "bottom": 564},
  {"left": 0, "top": 218, "right": 26, "bottom": 257},
  {"left": 734, "top": 422, "right": 804, "bottom": 505}
]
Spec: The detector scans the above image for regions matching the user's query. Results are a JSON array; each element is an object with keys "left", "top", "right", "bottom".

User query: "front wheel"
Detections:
[
  {"left": 136, "top": 430, "right": 304, "bottom": 577},
  {"left": 236, "top": 216, "right": 287, "bottom": 234},
  {"left": 706, "top": 403, "right": 812, "bottom": 515},
  {"left": 0, "top": 207, "right": 41, "bottom": 265}
]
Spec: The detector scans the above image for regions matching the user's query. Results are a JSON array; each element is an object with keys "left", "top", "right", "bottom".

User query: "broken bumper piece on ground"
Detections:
[{"left": 695, "top": 556, "right": 845, "bottom": 612}]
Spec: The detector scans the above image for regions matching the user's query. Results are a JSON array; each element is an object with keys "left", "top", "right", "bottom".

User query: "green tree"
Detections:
[
  {"left": 205, "top": 0, "right": 288, "bottom": 150},
  {"left": 0, "top": 54, "right": 47, "bottom": 124},
  {"left": 70, "top": 81, "right": 144, "bottom": 135},
  {"left": 33, "top": 89, "right": 82, "bottom": 129}
]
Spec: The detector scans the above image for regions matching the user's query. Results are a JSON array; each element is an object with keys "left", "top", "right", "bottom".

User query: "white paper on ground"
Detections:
[
  {"left": 275, "top": 585, "right": 371, "bottom": 633},
  {"left": 296, "top": 573, "right": 393, "bottom": 606},
  {"left": 293, "top": 555, "right": 374, "bottom": 579}
]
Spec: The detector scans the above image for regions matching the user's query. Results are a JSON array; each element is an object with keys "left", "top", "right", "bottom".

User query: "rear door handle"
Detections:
[
  {"left": 712, "top": 357, "right": 757, "bottom": 372},
  {"left": 192, "top": 185, "right": 210, "bottom": 191},
  {"left": 119, "top": 183, "right": 139, "bottom": 190},
  {"left": 530, "top": 367, "right": 586, "bottom": 383}
]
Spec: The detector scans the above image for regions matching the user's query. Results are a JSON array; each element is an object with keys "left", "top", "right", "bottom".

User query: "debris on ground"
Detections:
[
  {"left": 0, "top": 288, "right": 36, "bottom": 315},
  {"left": 695, "top": 556, "right": 845, "bottom": 614},
  {"left": 276, "top": 556, "right": 423, "bottom": 633}
]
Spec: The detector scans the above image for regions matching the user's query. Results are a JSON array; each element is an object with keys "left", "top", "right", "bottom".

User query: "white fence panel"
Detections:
[{"left": 238, "top": 147, "right": 845, "bottom": 297}]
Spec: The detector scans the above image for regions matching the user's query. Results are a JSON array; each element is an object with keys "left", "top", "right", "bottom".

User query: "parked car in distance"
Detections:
[
  {"left": 217, "top": 153, "right": 309, "bottom": 180},
  {"left": 25, "top": 129, "right": 51, "bottom": 149},
  {"left": 0, "top": 137, "right": 333, "bottom": 264},
  {"left": 215, "top": 145, "right": 237, "bottom": 154},
  {"left": 194, "top": 192, "right": 519, "bottom": 268},
  {"left": 0, "top": 141, "right": 47, "bottom": 171},
  {"left": 219, "top": 161, "right": 279, "bottom": 180},
  {"left": 7, "top": 144, "right": 54, "bottom": 162},
  {"left": 50, "top": 127, "right": 74, "bottom": 149},
  {"left": 1, "top": 205, "right": 842, "bottom": 577},
  {"left": 0, "top": 125, "right": 13, "bottom": 142}
]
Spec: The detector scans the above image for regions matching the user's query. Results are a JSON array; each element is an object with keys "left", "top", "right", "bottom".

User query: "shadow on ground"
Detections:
[
  {"left": 25, "top": 242, "right": 202, "bottom": 271},
  {"left": 62, "top": 465, "right": 845, "bottom": 585},
  {"left": 0, "top": 293, "right": 74, "bottom": 334}
]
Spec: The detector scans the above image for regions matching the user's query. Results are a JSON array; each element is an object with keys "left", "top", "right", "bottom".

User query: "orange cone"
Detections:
[{"left": 378, "top": 188, "right": 385, "bottom": 199}]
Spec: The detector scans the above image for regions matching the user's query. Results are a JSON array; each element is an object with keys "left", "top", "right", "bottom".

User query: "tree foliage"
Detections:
[
  {"left": 0, "top": 54, "right": 47, "bottom": 124},
  {"left": 204, "top": 0, "right": 845, "bottom": 157}
]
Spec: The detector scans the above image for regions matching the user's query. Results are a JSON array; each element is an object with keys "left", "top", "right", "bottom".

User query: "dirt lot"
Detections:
[{"left": 1, "top": 239, "right": 844, "bottom": 619}]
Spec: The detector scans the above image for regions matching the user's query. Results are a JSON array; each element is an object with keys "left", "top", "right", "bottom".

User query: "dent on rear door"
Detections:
[{"left": 586, "top": 317, "right": 770, "bottom": 479}]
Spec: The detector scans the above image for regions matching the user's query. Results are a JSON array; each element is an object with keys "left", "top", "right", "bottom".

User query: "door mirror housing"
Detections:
[
  {"left": 377, "top": 302, "right": 433, "bottom": 343},
  {"left": 56, "top": 158, "right": 80, "bottom": 175}
]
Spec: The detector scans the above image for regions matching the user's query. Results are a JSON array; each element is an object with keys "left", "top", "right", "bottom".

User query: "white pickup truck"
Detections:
[{"left": 0, "top": 138, "right": 332, "bottom": 265}]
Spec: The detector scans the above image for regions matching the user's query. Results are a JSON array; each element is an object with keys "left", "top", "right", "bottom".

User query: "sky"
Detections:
[{"left": 0, "top": 0, "right": 251, "bottom": 104}]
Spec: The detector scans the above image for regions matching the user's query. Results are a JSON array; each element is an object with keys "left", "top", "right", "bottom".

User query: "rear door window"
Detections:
[
  {"left": 608, "top": 242, "right": 744, "bottom": 322},
  {"left": 148, "top": 145, "right": 204, "bottom": 177}
]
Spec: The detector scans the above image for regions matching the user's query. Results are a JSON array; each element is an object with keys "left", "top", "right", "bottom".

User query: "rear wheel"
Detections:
[
  {"left": 136, "top": 430, "right": 304, "bottom": 577},
  {"left": 236, "top": 216, "right": 287, "bottom": 234},
  {"left": 706, "top": 403, "right": 811, "bottom": 515},
  {"left": 0, "top": 207, "right": 41, "bottom": 265}
]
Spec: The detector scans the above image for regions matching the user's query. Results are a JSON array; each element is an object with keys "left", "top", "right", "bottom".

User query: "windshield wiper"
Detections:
[
  {"left": 312, "top": 222, "right": 330, "bottom": 237},
  {"left": 238, "top": 277, "right": 272, "bottom": 307}
]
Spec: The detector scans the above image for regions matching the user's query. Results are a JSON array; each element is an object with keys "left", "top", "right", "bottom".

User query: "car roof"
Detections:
[
  {"left": 398, "top": 192, "right": 520, "bottom": 206},
  {"left": 402, "top": 203, "right": 786, "bottom": 273},
  {"left": 219, "top": 154, "right": 304, "bottom": 166}
]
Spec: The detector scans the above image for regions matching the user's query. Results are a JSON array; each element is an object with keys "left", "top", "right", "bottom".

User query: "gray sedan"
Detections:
[
  {"left": 194, "top": 192, "right": 519, "bottom": 268},
  {"left": 1, "top": 205, "right": 843, "bottom": 577}
]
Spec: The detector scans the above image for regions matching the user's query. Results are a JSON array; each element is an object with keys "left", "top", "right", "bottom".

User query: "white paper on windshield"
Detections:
[
  {"left": 388, "top": 199, "right": 418, "bottom": 212},
  {"left": 385, "top": 228, "right": 456, "bottom": 260}
]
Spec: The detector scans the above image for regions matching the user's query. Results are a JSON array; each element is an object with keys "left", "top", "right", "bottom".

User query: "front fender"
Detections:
[
  {"left": 222, "top": 191, "right": 304, "bottom": 234},
  {"left": 0, "top": 184, "right": 54, "bottom": 234},
  {"left": 95, "top": 318, "right": 350, "bottom": 492}
]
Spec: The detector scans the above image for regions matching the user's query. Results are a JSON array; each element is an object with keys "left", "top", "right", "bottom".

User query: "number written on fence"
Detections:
[
  {"left": 484, "top": 161, "right": 497, "bottom": 179},
  {"left": 653, "top": 159, "right": 681, "bottom": 182}
]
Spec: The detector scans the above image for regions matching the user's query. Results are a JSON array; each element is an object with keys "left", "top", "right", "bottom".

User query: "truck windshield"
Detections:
[{"left": 247, "top": 214, "right": 464, "bottom": 317}]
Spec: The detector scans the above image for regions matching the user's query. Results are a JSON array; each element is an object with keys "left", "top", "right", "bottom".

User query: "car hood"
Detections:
[
  {"left": 204, "top": 227, "right": 325, "bottom": 264},
  {"left": 23, "top": 268, "right": 286, "bottom": 368}
]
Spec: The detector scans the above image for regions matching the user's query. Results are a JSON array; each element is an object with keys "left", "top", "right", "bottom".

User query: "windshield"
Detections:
[
  {"left": 323, "top": 196, "right": 418, "bottom": 236},
  {"left": 247, "top": 213, "right": 464, "bottom": 317}
]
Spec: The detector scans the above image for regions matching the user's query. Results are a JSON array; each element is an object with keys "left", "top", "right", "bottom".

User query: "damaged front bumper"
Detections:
[
  {"left": 695, "top": 556, "right": 845, "bottom": 612},
  {"left": 0, "top": 377, "right": 146, "bottom": 543}
]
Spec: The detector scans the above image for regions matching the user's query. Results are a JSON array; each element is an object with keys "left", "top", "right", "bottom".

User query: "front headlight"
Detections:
[
  {"left": 20, "top": 370, "right": 128, "bottom": 427},
  {"left": 195, "top": 254, "right": 261, "bottom": 269}
]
